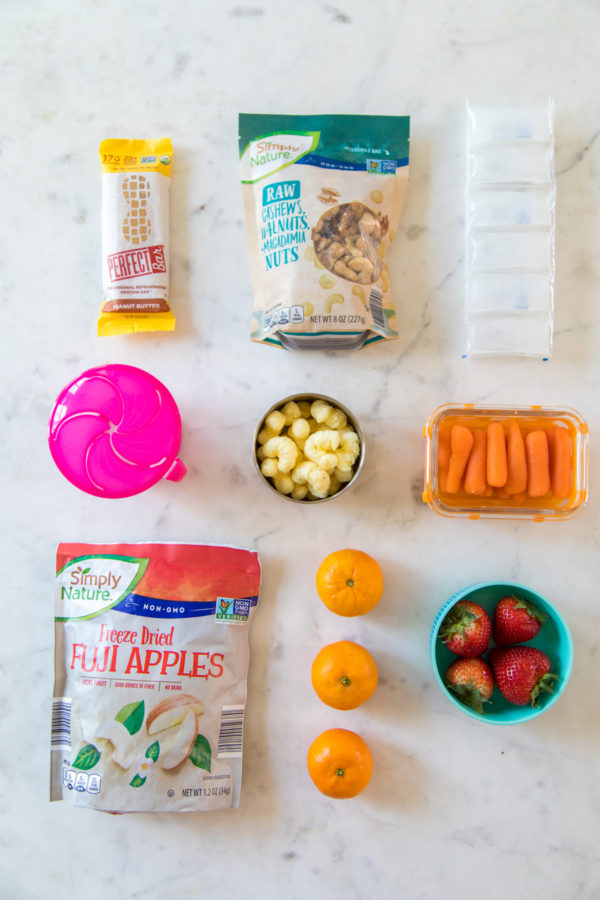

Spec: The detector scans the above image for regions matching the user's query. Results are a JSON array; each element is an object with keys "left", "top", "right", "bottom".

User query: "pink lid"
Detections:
[{"left": 48, "top": 364, "right": 187, "bottom": 498}]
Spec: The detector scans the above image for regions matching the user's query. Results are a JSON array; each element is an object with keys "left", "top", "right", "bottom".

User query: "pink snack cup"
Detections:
[{"left": 48, "top": 364, "right": 187, "bottom": 498}]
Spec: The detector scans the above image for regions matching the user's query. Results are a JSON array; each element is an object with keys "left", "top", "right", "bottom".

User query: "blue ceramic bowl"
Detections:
[{"left": 430, "top": 581, "right": 573, "bottom": 724}]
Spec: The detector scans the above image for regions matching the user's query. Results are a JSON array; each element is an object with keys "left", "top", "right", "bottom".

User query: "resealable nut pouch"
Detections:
[
  {"left": 50, "top": 542, "right": 261, "bottom": 813},
  {"left": 239, "top": 114, "right": 410, "bottom": 350}
]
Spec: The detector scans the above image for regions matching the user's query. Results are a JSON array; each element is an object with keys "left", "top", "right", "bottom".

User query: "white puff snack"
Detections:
[
  {"left": 336, "top": 430, "right": 360, "bottom": 472},
  {"left": 256, "top": 398, "right": 361, "bottom": 500},
  {"left": 263, "top": 435, "right": 298, "bottom": 473},
  {"left": 280, "top": 400, "right": 302, "bottom": 425},
  {"left": 304, "top": 429, "right": 341, "bottom": 471},
  {"left": 265, "top": 410, "right": 286, "bottom": 434}
]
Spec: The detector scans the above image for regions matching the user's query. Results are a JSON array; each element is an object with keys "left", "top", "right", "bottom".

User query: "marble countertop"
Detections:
[{"left": 2, "top": 1, "right": 600, "bottom": 897}]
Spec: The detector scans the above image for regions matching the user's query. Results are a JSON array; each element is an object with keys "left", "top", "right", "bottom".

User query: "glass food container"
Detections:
[{"left": 423, "top": 403, "right": 589, "bottom": 521}]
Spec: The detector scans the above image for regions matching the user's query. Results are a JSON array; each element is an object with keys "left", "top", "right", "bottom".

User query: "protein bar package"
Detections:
[
  {"left": 50, "top": 543, "right": 261, "bottom": 813},
  {"left": 239, "top": 114, "right": 410, "bottom": 350},
  {"left": 98, "top": 138, "right": 175, "bottom": 336}
]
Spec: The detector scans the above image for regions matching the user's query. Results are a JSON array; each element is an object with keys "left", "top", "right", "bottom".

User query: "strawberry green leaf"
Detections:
[
  {"left": 440, "top": 607, "right": 477, "bottom": 640},
  {"left": 530, "top": 672, "right": 559, "bottom": 707},
  {"left": 115, "top": 700, "right": 145, "bottom": 735},
  {"left": 445, "top": 681, "right": 490, "bottom": 715},
  {"left": 511, "top": 595, "right": 548, "bottom": 623},
  {"left": 72, "top": 743, "right": 101, "bottom": 770},
  {"left": 189, "top": 734, "right": 212, "bottom": 771}
]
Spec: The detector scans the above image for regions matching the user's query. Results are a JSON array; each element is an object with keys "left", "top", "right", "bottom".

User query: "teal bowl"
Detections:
[{"left": 430, "top": 581, "right": 573, "bottom": 724}]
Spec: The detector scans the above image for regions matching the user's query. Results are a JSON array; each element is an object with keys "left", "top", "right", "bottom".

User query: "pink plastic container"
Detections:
[{"left": 48, "top": 364, "right": 186, "bottom": 498}]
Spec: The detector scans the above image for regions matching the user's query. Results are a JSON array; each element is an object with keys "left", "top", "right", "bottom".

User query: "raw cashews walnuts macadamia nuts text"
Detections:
[{"left": 256, "top": 399, "right": 361, "bottom": 500}]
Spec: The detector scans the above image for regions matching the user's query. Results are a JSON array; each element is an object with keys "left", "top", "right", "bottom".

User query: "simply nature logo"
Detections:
[
  {"left": 56, "top": 556, "right": 148, "bottom": 621},
  {"left": 240, "top": 132, "right": 320, "bottom": 183}
]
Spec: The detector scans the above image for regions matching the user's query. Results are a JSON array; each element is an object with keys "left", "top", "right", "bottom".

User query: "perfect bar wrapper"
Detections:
[
  {"left": 50, "top": 543, "right": 261, "bottom": 813},
  {"left": 239, "top": 114, "right": 410, "bottom": 350},
  {"left": 98, "top": 139, "right": 175, "bottom": 335}
]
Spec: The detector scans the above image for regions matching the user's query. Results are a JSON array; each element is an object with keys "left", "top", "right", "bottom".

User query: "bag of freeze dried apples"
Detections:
[
  {"left": 50, "top": 542, "right": 261, "bottom": 813},
  {"left": 239, "top": 113, "right": 410, "bottom": 350}
]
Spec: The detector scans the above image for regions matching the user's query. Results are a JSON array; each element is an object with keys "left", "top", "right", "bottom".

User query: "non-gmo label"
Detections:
[
  {"left": 216, "top": 597, "right": 251, "bottom": 623},
  {"left": 366, "top": 159, "right": 397, "bottom": 174}
]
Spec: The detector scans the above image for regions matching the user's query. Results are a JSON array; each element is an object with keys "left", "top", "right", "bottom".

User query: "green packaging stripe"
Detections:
[{"left": 239, "top": 113, "right": 410, "bottom": 164}]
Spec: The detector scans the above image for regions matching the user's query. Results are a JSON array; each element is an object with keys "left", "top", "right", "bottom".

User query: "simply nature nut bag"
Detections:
[
  {"left": 50, "top": 543, "right": 261, "bottom": 813},
  {"left": 239, "top": 114, "right": 410, "bottom": 350}
]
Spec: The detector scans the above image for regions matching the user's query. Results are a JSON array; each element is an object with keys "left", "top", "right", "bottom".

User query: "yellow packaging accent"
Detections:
[{"left": 99, "top": 138, "right": 173, "bottom": 176}]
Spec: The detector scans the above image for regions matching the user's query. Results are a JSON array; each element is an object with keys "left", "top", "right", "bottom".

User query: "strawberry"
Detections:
[
  {"left": 493, "top": 595, "right": 547, "bottom": 645},
  {"left": 488, "top": 646, "right": 558, "bottom": 707},
  {"left": 439, "top": 600, "right": 492, "bottom": 657},
  {"left": 445, "top": 657, "right": 494, "bottom": 714}
]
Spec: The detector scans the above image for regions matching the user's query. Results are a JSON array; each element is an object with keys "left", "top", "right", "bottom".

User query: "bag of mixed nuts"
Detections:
[
  {"left": 239, "top": 114, "right": 410, "bottom": 349},
  {"left": 50, "top": 542, "right": 261, "bottom": 813}
]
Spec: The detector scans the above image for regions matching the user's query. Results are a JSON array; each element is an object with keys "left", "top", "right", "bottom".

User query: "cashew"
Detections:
[
  {"left": 302, "top": 301, "right": 314, "bottom": 316},
  {"left": 324, "top": 293, "right": 345, "bottom": 314},
  {"left": 348, "top": 257, "right": 375, "bottom": 284},
  {"left": 291, "top": 484, "right": 308, "bottom": 501},
  {"left": 370, "top": 189, "right": 383, "bottom": 204},
  {"left": 333, "top": 260, "right": 358, "bottom": 281},
  {"left": 263, "top": 435, "right": 298, "bottom": 473},
  {"left": 352, "top": 285, "right": 366, "bottom": 303},
  {"left": 297, "top": 400, "right": 312, "bottom": 418},
  {"left": 304, "top": 246, "right": 317, "bottom": 262}
]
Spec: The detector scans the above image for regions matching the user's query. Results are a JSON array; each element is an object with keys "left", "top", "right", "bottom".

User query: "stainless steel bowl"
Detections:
[{"left": 253, "top": 392, "right": 365, "bottom": 503}]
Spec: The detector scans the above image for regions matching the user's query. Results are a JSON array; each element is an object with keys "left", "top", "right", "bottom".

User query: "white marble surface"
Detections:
[{"left": 2, "top": 1, "right": 600, "bottom": 897}]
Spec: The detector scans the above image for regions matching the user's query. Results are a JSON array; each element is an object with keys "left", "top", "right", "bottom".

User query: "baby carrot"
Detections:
[
  {"left": 505, "top": 420, "right": 527, "bottom": 494},
  {"left": 549, "top": 427, "right": 572, "bottom": 498},
  {"left": 525, "top": 430, "right": 550, "bottom": 497},
  {"left": 445, "top": 425, "right": 474, "bottom": 493},
  {"left": 437, "top": 429, "right": 451, "bottom": 492},
  {"left": 487, "top": 422, "right": 508, "bottom": 487},
  {"left": 464, "top": 429, "right": 487, "bottom": 495}
]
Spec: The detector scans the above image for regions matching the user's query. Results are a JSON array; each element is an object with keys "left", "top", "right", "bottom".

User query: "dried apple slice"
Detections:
[
  {"left": 159, "top": 709, "right": 197, "bottom": 770},
  {"left": 146, "top": 695, "right": 204, "bottom": 735}
]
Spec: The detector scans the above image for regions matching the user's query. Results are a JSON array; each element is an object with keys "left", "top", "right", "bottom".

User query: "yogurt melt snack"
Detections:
[
  {"left": 98, "top": 139, "right": 175, "bottom": 335},
  {"left": 240, "top": 114, "right": 410, "bottom": 349},
  {"left": 50, "top": 543, "right": 261, "bottom": 812}
]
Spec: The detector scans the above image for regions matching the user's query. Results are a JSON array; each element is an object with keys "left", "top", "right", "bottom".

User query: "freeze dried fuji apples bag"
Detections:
[{"left": 50, "top": 543, "right": 261, "bottom": 813}]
